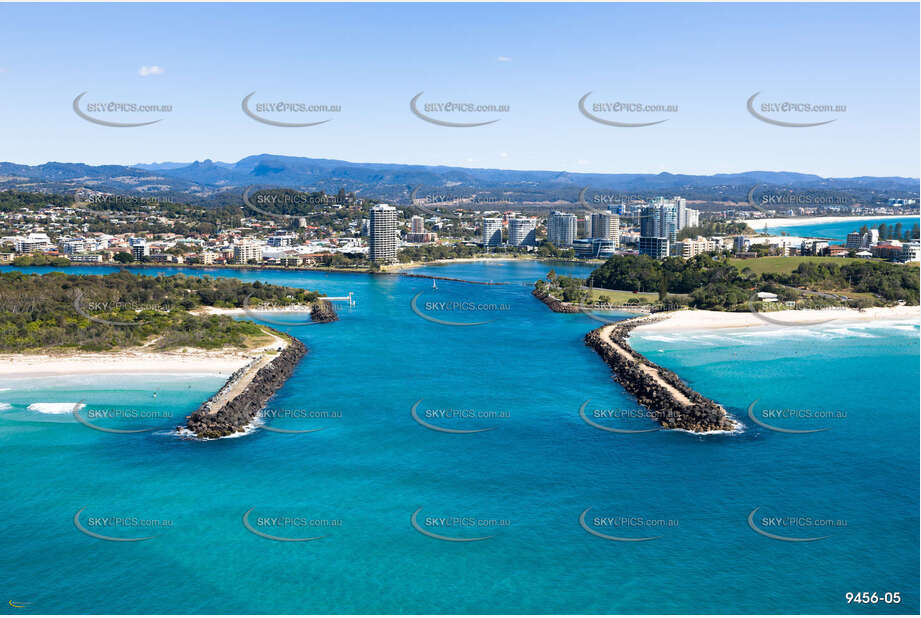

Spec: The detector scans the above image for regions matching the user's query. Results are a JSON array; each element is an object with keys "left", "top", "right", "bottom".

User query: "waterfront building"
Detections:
[
  {"left": 131, "top": 240, "right": 149, "bottom": 262},
  {"left": 232, "top": 241, "right": 262, "bottom": 264},
  {"left": 548, "top": 211, "right": 577, "bottom": 247},
  {"left": 60, "top": 239, "right": 86, "bottom": 255},
  {"left": 369, "top": 204, "right": 398, "bottom": 263},
  {"left": 68, "top": 254, "right": 103, "bottom": 263},
  {"left": 508, "top": 217, "right": 537, "bottom": 247},
  {"left": 481, "top": 217, "right": 503, "bottom": 247}
]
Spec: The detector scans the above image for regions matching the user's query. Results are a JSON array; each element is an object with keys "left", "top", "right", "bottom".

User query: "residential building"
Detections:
[
  {"left": 800, "top": 240, "right": 829, "bottom": 256},
  {"left": 233, "top": 241, "right": 262, "bottom": 264},
  {"left": 578, "top": 215, "right": 593, "bottom": 239},
  {"left": 733, "top": 236, "right": 751, "bottom": 254},
  {"left": 591, "top": 212, "right": 620, "bottom": 247},
  {"left": 369, "top": 204, "right": 398, "bottom": 263},
  {"left": 638, "top": 236, "right": 669, "bottom": 259},
  {"left": 267, "top": 232, "right": 296, "bottom": 247},
  {"left": 68, "top": 254, "right": 103, "bottom": 263},
  {"left": 846, "top": 232, "right": 863, "bottom": 250},
  {"left": 14, "top": 232, "right": 51, "bottom": 253},
  {"left": 675, "top": 237, "right": 716, "bottom": 258},
  {"left": 508, "top": 217, "right": 537, "bottom": 247},
  {"left": 548, "top": 211, "right": 577, "bottom": 247},
  {"left": 405, "top": 215, "right": 437, "bottom": 243},
  {"left": 481, "top": 217, "right": 503, "bottom": 247},
  {"left": 60, "top": 239, "right": 86, "bottom": 255},
  {"left": 130, "top": 239, "right": 149, "bottom": 261},
  {"left": 871, "top": 242, "right": 904, "bottom": 260}
]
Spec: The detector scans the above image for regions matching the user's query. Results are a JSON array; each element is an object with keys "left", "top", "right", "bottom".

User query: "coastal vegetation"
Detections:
[
  {"left": 0, "top": 271, "right": 323, "bottom": 352},
  {"left": 676, "top": 220, "right": 753, "bottom": 240},
  {"left": 542, "top": 254, "right": 921, "bottom": 312}
]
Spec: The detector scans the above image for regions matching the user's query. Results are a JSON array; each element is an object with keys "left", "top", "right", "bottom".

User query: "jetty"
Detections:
[{"left": 585, "top": 315, "right": 737, "bottom": 433}]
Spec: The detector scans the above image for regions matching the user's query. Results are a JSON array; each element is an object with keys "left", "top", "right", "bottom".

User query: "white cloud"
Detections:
[
  {"left": 497, "top": 56, "right": 511, "bottom": 62},
  {"left": 138, "top": 65, "right": 165, "bottom": 77},
  {"left": 499, "top": 152, "right": 509, "bottom": 158}
]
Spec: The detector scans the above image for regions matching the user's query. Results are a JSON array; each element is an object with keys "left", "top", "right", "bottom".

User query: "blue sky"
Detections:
[{"left": 0, "top": 2, "right": 918, "bottom": 177}]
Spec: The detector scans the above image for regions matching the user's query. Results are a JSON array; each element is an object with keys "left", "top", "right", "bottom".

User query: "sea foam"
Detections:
[{"left": 27, "top": 402, "right": 85, "bottom": 414}]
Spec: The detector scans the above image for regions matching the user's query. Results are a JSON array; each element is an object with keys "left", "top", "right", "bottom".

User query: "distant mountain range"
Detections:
[{"left": 1, "top": 154, "right": 917, "bottom": 207}]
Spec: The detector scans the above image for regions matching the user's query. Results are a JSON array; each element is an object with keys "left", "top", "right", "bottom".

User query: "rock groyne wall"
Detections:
[
  {"left": 310, "top": 300, "right": 339, "bottom": 323},
  {"left": 585, "top": 316, "right": 736, "bottom": 433},
  {"left": 531, "top": 288, "right": 581, "bottom": 313},
  {"left": 184, "top": 338, "right": 307, "bottom": 438}
]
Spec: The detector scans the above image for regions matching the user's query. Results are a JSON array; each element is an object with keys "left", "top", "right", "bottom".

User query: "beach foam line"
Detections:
[
  {"left": 0, "top": 403, "right": 11, "bottom": 411},
  {"left": 27, "top": 402, "right": 85, "bottom": 414}
]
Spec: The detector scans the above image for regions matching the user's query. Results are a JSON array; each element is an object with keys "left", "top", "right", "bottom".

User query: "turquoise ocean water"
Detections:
[
  {"left": 1, "top": 257, "right": 918, "bottom": 614},
  {"left": 758, "top": 216, "right": 919, "bottom": 241}
]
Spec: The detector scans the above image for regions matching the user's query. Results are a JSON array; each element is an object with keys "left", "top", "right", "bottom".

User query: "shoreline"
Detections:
[
  {"left": 0, "top": 349, "right": 255, "bottom": 379},
  {"left": 630, "top": 305, "right": 919, "bottom": 333},
  {"left": 1, "top": 325, "right": 289, "bottom": 382},
  {"left": 742, "top": 214, "right": 918, "bottom": 229}
]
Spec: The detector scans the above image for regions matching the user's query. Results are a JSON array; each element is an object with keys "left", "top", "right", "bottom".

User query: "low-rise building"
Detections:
[
  {"left": 872, "top": 242, "right": 904, "bottom": 260},
  {"left": 15, "top": 232, "right": 51, "bottom": 253}
]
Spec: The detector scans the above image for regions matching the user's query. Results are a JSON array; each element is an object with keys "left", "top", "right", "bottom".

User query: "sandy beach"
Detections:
[
  {"left": 632, "top": 305, "right": 920, "bottom": 333},
  {"left": 193, "top": 306, "right": 313, "bottom": 316},
  {"left": 0, "top": 329, "right": 288, "bottom": 379},
  {"left": 742, "top": 214, "right": 917, "bottom": 228}
]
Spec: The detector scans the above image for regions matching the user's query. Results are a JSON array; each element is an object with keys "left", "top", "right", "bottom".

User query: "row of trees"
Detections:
[{"left": 859, "top": 223, "right": 920, "bottom": 243}]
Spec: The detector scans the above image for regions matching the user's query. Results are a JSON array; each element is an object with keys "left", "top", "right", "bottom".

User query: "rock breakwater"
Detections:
[
  {"left": 585, "top": 315, "right": 737, "bottom": 433},
  {"left": 184, "top": 337, "right": 307, "bottom": 439}
]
